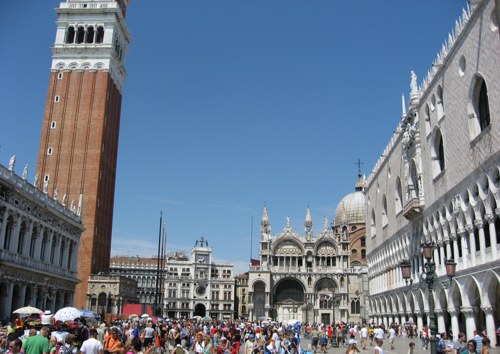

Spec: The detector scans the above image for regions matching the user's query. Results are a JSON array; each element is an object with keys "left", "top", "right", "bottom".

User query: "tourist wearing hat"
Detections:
[
  {"left": 243, "top": 334, "right": 256, "bottom": 354},
  {"left": 41, "top": 311, "right": 53, "bottom": 326},
  {"left": 345, "top": 339, "right": 360, "bottom": 354},
  {"left": 219, "top": 337, "right": 230, "bottom": 354}
]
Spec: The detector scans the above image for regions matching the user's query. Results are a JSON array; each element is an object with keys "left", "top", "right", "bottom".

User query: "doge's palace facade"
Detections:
[{"left": 366, "top": 0, "right": 500, "bottom": 347}]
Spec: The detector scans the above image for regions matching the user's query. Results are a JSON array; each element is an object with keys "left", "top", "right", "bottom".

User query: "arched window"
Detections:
[
  {"left": 59, "top": 240, "right": 65, "bottom": 266},
  {"left": 50, "top": 236, "right": 57, "bottom": 263},
  {"left": 67, "top": 243, "right": 73, "bottom": 269},
  {"left": 77, "top": 26, "right": 85, "bottom": 44},
  {"left": 86, "top": 26, "right": 95, "bottom": 43},
  {"left": 371, "top": 209, "right": 376, "bottom": 237},
  {"left": 395, "top": 177, "right": 403, "bottom": 214},
  {"left": 4, "top": 215, "right": 14, "bottom": 250},
  {"left": 436, "top": 85, "right": 445, "bottom": 120},
  {"left": 66, "top": 26, "right": 75, "bottom": 43},
  {"left": 424, "top": 104, "right": 431, "bottom": 136},
  {"left": 40, "top": 232, "right": 48, "bottom": 261},
  {"left": 432, "top": 128, "right": 445, "bottom": 177},
  {"left": 361, "top": 249, "right": 366, "bottom": 259},
  {"left": 382, "top": 195, "right": 388, "bottom": 227},
  {"left": 29, "top": 227, "right": 37, "bottom": 258},
  {"left": 478, "top": 80, "right": 491, "bottom": 131},
  {"left": 351, "top": 299, "right": 360, "bottom": 314},
  {"left": 96, "top": 26, "right": 105, "bottom": 43},
  {"left": 469, "top": 76, "right": 491, "bottom": 139},
  {"left": 18, "top": 221, "right": 27, "bottom": 254},
  {"left": 360, "top": 237, "right": 366, "bottom": 247}
]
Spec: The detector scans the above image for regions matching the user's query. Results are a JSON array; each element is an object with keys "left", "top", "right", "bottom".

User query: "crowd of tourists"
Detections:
[{"left": 1, "top": 314, "right": 498, "bottom": 354}]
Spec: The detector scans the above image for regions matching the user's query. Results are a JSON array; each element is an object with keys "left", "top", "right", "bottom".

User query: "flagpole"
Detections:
[{"left": 155, "top": 211, "right": 162, "bottom": 316}]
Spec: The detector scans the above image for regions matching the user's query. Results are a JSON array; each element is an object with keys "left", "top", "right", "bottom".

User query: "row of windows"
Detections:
[
  {"left": 3, "top": 216, "right": 74, "bottom": 269},
  {"left": 371, "top": 77, "right": 492, "bottom": 236},
  {"left": 65, "top": 26, "right": 104, "bottom": 44}
]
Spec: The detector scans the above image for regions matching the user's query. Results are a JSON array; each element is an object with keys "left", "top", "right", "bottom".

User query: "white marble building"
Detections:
[
  {"left": 110, "top": 236, "right": 235, "bottom": 320},
  {"left": 248, "top": 177, "right": 369, "bottom": 325},
  {"left": 365, "top": 0, "right": 500, "bottom": 347},
  {"left": 0, "top": 161, "right": 83, "bottom": 321}
]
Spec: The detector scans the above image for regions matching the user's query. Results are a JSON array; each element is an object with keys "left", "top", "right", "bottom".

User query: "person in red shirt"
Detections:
[{"left": 327, "top": 325, "right": 333, "bottom": 346}]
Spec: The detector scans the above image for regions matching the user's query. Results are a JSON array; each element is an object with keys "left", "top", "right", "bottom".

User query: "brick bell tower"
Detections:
[{"left": 36, "top": 0, "right": 131, "bottom": 308}]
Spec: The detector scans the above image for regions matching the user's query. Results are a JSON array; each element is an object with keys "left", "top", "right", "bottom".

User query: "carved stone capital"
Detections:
[
  {"left": 434, "top": 308, "right": 445, "bottom": 316},
  {"left": 474, "top": 219, "right": 484, "bottom": 228},
  {"left": 484, "top": 214, "right": 494, "bottom": 223},
  {"left": 447, "top": 308, "right": 459, "bottom": 317},
  {"left": 465, "top": 224, "right": 474, "bottom": 233},
  {"left": 481, "top": 306, "right": 493, "bottom": 315},
  {"left": 460, "top": 306, "right": 477, "bottom": 316}
]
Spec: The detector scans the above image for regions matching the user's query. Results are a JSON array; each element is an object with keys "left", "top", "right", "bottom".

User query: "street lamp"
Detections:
[{"left": 399, "top": 242, "right": 457, "bottom": 354}]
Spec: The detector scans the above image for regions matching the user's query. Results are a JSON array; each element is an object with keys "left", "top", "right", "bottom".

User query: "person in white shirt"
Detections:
[
  {"left": 359, "top": 325, "right": 368, "bottom": 350},
  {"left": 388, "top": 328, "right": 396, "bottom": 350},
  {"left": 80, "top": 329, "right": 103, "bottom": 354}
]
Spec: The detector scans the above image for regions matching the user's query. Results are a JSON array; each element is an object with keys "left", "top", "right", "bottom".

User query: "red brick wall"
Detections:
[{"left": 36, "top": 69, "right": 122, "bottom": 308}]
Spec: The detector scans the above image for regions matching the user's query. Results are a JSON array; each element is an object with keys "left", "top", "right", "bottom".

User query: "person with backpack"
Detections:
[
  {"left": 319, "top": 330, "right": 328, "bottom": 353},
  {"left": 59, "top": 334, "right": 77, "bottom": 354}
]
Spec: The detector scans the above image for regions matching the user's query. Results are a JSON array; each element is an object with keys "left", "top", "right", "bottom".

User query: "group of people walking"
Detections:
[{"left": 2, "top": 316, "right": 497, "bottom": 354}]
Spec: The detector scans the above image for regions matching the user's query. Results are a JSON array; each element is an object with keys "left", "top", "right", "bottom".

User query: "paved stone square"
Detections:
[{"left": 299, "top": 335, "right": 499, "bottom": 354}]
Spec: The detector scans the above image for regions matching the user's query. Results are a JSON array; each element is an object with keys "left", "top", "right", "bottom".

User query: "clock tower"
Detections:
[{"left": 36, "top": 0, "right": 131, "bottom": 308}]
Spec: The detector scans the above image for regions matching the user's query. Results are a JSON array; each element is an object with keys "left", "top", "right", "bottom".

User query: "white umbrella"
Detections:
[
  {"left": 13, "top": 306, "right": 43, "bottom": 315},
  {"left": 54, "top": 307, "right": 83, "bottom": 322},
  {"left": 140, "top": 313, "right": 150, "bottom": 318}
]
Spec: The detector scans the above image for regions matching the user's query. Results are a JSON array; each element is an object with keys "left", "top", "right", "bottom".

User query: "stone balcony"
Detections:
[{"left": 403, "top": 197, "right": 424, "bottom": 220}]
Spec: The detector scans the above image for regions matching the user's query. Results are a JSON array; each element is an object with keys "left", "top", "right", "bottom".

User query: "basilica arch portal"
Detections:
[{"left": 273, "top": 278, "right": 305, "bottom": 322}]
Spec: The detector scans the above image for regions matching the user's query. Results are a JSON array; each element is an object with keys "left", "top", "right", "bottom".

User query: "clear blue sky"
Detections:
[{"left": 0, "top": 1, "right": 467, "bottom": 274}]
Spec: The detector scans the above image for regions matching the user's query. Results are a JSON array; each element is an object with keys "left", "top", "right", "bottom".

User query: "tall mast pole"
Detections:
[
  {"left": 250, "top": 216, "right": 253, "bottom": 261},
  {"left": 155, "top": 212, "right": 163, "bottom": 316}
]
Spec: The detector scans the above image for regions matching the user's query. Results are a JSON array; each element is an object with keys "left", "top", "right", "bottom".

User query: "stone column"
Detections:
[
  {"left": 458, "top": 231, "right": 469, "bottom": 269},
  {"left": 474, "top": 219, "right": 486, "bottom": 264},
  {"left": 10, "top": 214, "right": 21, "bottom": 253},
  {"left": 460, "top": 306, "right": 476, "bottom": 340},
  {"left": 20, "top": 283, "right": 27, "bottom": 308},
  {"left": 0, "top": 208, "right": 8, "bottom": 248},
  {"left": 22, "top": 220, "right": 33, "bottom": 256},
  {"left": 465, "top": 225, "right": 476, "bottom": 266},
  {"left": 485, "top": 214, "right": 497, "bottom": 260},
  {"left": 451, "top": 234, "right": 460, "bottom": 269},
  {"left": 448, "top": 308, "right": 460, "bottom": 341},
  {"left": 33, "top": 228, "right": 42, "bottom": 260},
  {"left": 417, "top": 312, "right": 423, "bottom": 332},
  {"left": 482, "top": 306, "right": 497, "bottom": 348},
  {"left": 435, "top": 308, "right": 446, "bottom": 334},
  {"left": 3, "top": 281, "right": 14, "bottom": 317}
]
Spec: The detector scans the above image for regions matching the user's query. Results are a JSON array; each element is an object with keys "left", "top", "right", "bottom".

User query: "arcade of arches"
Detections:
[{"left": 369, "top": 271, "right": 500, "bottom": 347}]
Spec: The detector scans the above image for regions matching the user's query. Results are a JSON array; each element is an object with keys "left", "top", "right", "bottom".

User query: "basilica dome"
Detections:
[{"left": 333, "top": 174, "right": 367, "bottom": 226}]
